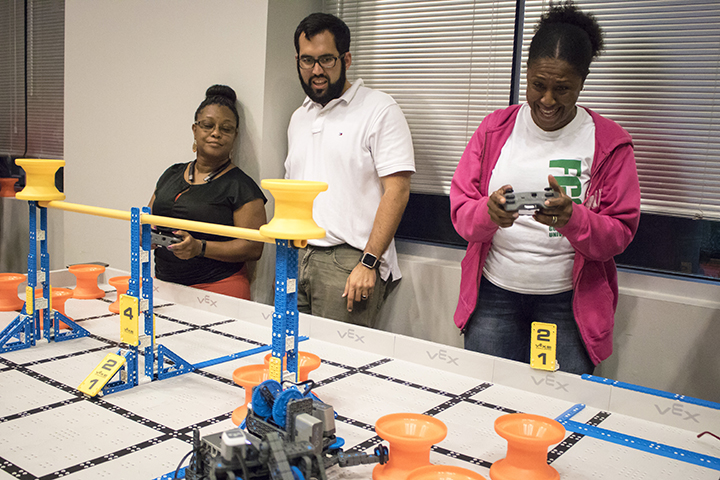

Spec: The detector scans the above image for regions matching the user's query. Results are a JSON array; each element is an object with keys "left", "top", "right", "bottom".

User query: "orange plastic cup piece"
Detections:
[
  {"left": 373, "top": 413, "right": 448, "bottom": 480},
  {"left": 0, "top": 177, "right": 19, "bottom": 197},
  {"left": 0, "top": 273, "right": 27, "bottom": 311},
  {"left": 231, "top": 364, "right": 271, "bottom": 426},
  {"left": 108, "top": 276, "right": 132, "bottom": 314},
  {"left": 263, "top": 351, "right": 321, "bottom": 382},
  {"left": 36, "top": 287, "right": 74, "bottom": 329},
  {"left": 408, "top": 465, "right": 487, "bottom": 480},
  {"left": 69, "top": 264, "right": 106, "bottom": 299},
  {"left": 490, "top": 413, "right": 566, "bottom": 480}
]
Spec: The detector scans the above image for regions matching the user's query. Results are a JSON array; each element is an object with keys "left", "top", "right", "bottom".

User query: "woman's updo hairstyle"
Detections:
[
  {"left": 528, "top": 0, "right": 604, "bottom": 80},
  {"left": 194, "top": 84, "right": 240, "bottom": 127}
]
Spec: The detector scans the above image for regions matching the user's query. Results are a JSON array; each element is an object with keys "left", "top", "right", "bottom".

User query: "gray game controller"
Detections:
[{"left": 502, "top": 188, "right": 559, "bottom": 213}]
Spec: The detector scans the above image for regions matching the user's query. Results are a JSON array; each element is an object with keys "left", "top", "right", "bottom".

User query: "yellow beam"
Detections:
[
  {"left": 39, "top": 200, "right": 274, "bottom": 244},
  {"left": 39, "top": 201, "right": 131, "bottom": 221}
]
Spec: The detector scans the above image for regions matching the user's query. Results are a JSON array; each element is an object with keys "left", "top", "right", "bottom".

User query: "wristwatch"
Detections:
[
  {"left": 198, "top": 239, "right": 207, "bottom": 258},
  {"left": 360, "top": 252, "right": 379, "bottom": 269}
]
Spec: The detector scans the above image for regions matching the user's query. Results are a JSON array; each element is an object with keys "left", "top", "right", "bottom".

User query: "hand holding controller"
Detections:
[
  {"left": 151, "top": 227, "right": 182, "bottom": 248},
  {"left": 502, "top": 188, "right": 560, "bottom": 214}
]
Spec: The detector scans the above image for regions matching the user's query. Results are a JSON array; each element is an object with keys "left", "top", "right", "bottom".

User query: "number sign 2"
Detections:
[
  {"left": 78, "top": 352, "right": 126, "bottom": 396},
  {"left": 530, "top": 322, "right": 557, "bottom": 371}
]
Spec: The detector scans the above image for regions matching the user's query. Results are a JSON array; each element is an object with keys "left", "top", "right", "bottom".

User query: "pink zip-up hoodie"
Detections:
[{"left": 450, "top": 104, "right": 641, "bottom": 365}]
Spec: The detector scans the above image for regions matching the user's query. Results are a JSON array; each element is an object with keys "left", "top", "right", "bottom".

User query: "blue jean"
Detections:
[{"left": 464, "top": 276, "right": 594, "bottom": 375}]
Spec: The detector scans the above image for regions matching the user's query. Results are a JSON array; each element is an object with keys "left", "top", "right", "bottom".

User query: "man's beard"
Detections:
[{"left": 298, "top": 60, "right": 347, "bottom": 106}]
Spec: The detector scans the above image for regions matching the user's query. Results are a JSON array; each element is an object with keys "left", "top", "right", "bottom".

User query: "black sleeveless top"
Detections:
[{"left": 152, "top": 162, "right": 266, "bottom": 285}]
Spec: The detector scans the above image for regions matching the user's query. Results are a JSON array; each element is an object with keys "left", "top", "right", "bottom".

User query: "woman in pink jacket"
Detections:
[{"left": 450, "top": 1, "right": 640, "bottom": 374}]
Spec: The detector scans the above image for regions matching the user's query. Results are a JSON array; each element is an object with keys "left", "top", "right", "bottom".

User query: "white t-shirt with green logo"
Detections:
[{"left": 484, "top": 103, "right": 594, "bottom": 294}]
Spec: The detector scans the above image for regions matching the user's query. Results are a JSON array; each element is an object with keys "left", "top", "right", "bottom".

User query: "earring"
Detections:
[{"left": 192, "top": 140, "right": 197, "bottom": 153}]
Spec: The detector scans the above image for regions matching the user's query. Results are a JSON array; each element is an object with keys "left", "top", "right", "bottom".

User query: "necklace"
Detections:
[{"left": 188, "top": 159, "right": 232, "bottom": 183}]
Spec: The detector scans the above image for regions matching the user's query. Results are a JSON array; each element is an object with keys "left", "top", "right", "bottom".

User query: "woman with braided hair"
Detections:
[{"left": 451, "top": 1, "right": 640, "bottom": 374}]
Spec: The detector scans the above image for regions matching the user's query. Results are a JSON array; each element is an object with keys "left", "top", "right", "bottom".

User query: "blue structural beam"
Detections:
[
  {"left": 557, "top": 403, "right": 720, "bottom": 471},
  {"left": 582, "top": 374, "right": 720, "bottom": 410},
  {"left": 270, "top": 240, "right": 300, "bottom": 382},
  {"left": 141, "top": 206, "right": 155, "bottom": 381},
  {"left": 192, "top": 336, "right": 309, "bottom": 370}
]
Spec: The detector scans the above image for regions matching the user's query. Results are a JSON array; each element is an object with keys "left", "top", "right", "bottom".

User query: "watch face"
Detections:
[{"left": 362, "top": 253, "right": 378, "bottom": 268}]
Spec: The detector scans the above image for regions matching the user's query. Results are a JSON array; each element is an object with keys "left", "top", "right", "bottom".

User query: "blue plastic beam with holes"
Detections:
[{"left": 557, "top": 404, "right": 720, "bottom": 471}]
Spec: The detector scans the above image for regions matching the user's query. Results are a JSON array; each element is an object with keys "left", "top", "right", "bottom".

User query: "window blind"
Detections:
[
  {"left": 324, "top": 0, "right": 518, "bottom": 195},
  {"left": 25, "top": 0, "right": 64, "bottom": 159},
  {"left": 522, "top": 0, "right": 720, "bottom": 220},
  {"left": 0, "top": 0, "right": 26, "bottom": 157}
]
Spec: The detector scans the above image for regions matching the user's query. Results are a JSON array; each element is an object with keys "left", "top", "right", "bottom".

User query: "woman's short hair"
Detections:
[
  {"left": 528, "top": 0, "right": 604, "bottom": 79},
  {"left": 194, "top": 84, "right": 239, "bottom": 126}
]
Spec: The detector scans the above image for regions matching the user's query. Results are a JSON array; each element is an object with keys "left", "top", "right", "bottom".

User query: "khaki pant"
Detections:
[{"left": 297, "top": 244, "right": 392, "bottom": 328}]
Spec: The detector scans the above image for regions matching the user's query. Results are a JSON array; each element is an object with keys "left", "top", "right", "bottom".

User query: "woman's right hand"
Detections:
[
  {"left": 167, "top": 230, "right": 201, "bottom": 260},
  {"left": 488, "top": 184, "right": 519, "bottom": 228}
]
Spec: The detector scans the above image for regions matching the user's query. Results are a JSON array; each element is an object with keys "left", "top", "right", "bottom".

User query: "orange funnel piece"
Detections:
[
  {"left": 108, "top": 276, "right": 131, "bottom": 314},
  {"left": 231, "top": 364, "right": 270, "bottom": 425},
  {"left": 490, "top": 413, "right": 565, "bottom": 480},
  {"left": 373, "top": 413, "right": 448, "bottom": 480},
  {"left": 36, "top": 287, "right": 74, "bottom": 329},
  {"left": 69, "top": 264, "right": 106, "bottom": 299},
  {"left": 0, "top": 273, "right": 27, "bottom": 311},
  {"left": 263, "top": 351, "right": 321, "bottom": 382},
  {"left": 408, "top": 465, "right": 487, "bottom": 480}
]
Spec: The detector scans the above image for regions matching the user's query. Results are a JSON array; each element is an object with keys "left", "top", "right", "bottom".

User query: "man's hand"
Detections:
[{"left": 342, "top": 263, "right": 377, "bottom": 312}]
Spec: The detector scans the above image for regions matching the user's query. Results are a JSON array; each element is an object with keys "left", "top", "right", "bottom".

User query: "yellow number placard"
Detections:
[
  {"left": 78, "top": 352, "right": 126, "bottom": 396},
  {"left": 120, "top": 294, "right": 139, "bottom": 346},
  {"left": 530, "top": 322, "right": 557, "bottom": 371}
]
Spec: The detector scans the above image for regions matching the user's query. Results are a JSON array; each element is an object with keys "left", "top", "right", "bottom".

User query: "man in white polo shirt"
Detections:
[{"left": 285, "top": 12, "right": 415, "bottom": 328}]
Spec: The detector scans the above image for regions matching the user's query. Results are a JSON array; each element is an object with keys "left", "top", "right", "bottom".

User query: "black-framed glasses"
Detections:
[
  {"left": 297, "top": 53, "right": 344, "bottom": 70},
  {"left": 194, "top": 121, "right": 237, "bottom": 136}
]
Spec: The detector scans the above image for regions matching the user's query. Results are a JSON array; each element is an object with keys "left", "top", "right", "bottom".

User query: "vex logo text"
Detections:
[
  {"left": 197, "top": 295, "right": 217, "bottom": 308},
  {"left": 337, "top": 328, "right": 365, "bottom": 343},
  {"left": 654, "top": 403, "right": 700, "bottom": 423},
  {"left": 531, "top": 374, "right": 569, "bottom": 392},
  {"left": 426, "top": 349, "right": 459, "bottom": 366}
]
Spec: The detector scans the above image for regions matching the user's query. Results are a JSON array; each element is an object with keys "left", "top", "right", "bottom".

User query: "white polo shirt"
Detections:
[{"left": 285, "top": 79, "right": 415, "bottom": 281}]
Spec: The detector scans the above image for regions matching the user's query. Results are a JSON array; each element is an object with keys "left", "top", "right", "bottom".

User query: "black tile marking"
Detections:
[{"left": 0, "top": 302, "right": 610, "bottom": 477}]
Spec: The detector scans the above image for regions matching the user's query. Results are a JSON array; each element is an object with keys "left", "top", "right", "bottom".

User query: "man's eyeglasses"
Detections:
[
  {"left": 195, "top": 121, "right": 237, "bottom": 136},
  {"left": 298, "top": 53, "right": 344, "bottom": 70}
]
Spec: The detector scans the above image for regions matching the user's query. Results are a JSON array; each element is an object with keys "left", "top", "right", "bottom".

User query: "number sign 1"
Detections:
[
  {"left": 530, "top": 322, "right": 557, "bottom": 371},
  {"left": 78, "top": 352, "right": 126, "bottom": 396}
]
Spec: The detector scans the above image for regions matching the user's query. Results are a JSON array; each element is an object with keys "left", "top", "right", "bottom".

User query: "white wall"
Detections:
[
  {"left": 63, "top": 0, "right": 319, "bottom": 282},
  {"left": 53, "top": 0, "right": 720, "bottom": 406}
]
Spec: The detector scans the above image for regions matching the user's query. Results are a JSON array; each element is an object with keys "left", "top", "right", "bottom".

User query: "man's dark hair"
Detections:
[
  {"left": 294, "top": 12, "right": 351, "bottom": 54},
  {"left": 528, "top": 0, "right": 604, "bottom": 79}
]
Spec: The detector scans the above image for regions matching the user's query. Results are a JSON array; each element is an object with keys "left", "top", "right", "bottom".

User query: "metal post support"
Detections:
[
  {"left": 141, "top": 206, "right": 155, "bottom": 379},
  {"left": 128, "top": 207, "right": 143, "bottom": 383},
  {"left": 27, "top": 202, "right": 39, "bottom": 344},
  {"left": 269, "top": 240, "right": 299, "bottom": 383},
  {"left": 39, "top": 204, "right": 53, "bottom": 340},
  {"left": 285, "top": 242, "right": 299, "bottom": 381}
]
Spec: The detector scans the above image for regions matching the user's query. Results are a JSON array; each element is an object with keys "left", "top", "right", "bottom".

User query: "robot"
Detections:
[{"left": 181, "top": 379, "right": 388, "bottom": 480}]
